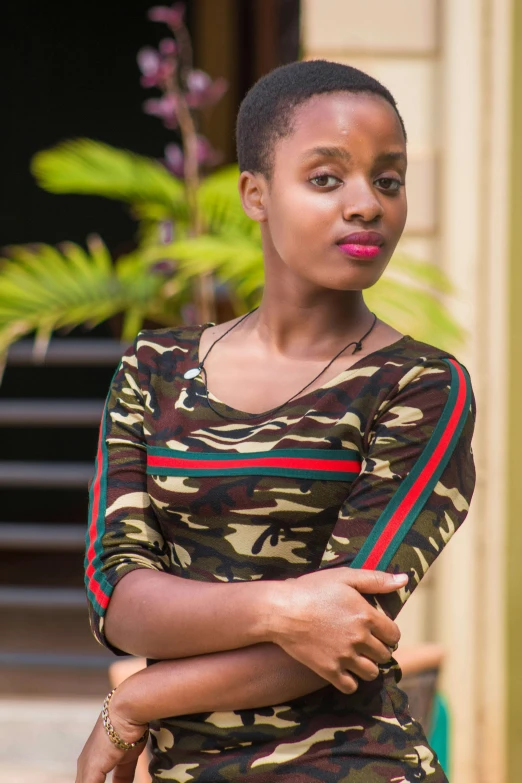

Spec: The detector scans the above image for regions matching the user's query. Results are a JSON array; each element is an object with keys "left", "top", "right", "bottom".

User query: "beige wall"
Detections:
[{"left": 302, "top": 1, "right": 513, "bottom": 781}]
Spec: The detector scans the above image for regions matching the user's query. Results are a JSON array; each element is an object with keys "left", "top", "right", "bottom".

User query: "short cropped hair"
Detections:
[{"left": 236, "top": 59, "right": 407, "bottom": 178}]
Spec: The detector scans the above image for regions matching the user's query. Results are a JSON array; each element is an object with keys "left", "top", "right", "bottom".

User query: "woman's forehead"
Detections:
[{"left": 280, "top": 92, "right": 406, "bottom": 158}]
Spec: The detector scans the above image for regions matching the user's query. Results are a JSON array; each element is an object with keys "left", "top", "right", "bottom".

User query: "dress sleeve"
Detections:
[
  {"left": 317, "top": 357, "right": 476, "bottom": 620},
  {"left": 84, "top": 338, "right": 169, "bottom": 652}
]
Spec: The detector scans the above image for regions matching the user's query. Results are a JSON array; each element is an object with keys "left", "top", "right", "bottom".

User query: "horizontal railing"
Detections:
[
  {"left": 0, "top": 400, "right": 104, "bottom": 426},
  {"left": 6, "top": 339, "right": 127, "bottom": 366}
]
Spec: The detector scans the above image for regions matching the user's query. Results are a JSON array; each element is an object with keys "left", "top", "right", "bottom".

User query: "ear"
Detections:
[{"left": 238, "top": 171, "right": 268, "bottom": 223}]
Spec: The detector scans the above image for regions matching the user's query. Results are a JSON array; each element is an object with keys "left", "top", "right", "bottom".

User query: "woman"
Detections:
[{"left": 78, "top": 60, "right": 475, "bottom": 782}]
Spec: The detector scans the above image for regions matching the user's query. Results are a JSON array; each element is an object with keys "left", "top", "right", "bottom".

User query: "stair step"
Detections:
[
  {"left": 1, "top": 338, "right": 125, "bottom": 696},
  {"left": 0, "top": 523, "right": 86, "bottom": 550},
  {"left": 7, "top": 339, "right": 127, "bottom": 366},
  {"left": 0, "top": 399, "right": 104, "bottom": 426},
  {"left": 0, "top": 587, "right": 87, "bottom": 609},
  {"left": 0, "top": 462, "right": 93, "bottom": 487}
]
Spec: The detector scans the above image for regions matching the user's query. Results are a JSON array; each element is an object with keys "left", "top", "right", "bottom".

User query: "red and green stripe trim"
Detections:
[
  {"left": 351, "top": 358, "right": 472, "bottom": 571},
  {"left": 84, "top": 370, "right": 119, "bottom": 616},
  {"left": 147, "top": 447, "right": 361, "bottom": 481}
]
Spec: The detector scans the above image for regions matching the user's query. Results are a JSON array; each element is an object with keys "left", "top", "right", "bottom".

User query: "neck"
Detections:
[{"left": 251, "top": 279, "right": 373, "bottom": 359}]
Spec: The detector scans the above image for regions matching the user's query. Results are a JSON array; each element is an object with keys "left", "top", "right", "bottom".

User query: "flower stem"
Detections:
[{"left": 165, "top": 20, "right": 216, "bottom": 324}]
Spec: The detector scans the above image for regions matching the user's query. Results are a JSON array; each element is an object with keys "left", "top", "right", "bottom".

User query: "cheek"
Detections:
[
  {"left": 392, "top": 192, "right": 408, "bottom": 227},
  {"left": 267, "top": 187, "right": 334, "bottom": 252}
]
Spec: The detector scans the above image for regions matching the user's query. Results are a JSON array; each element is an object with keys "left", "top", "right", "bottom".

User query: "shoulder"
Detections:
[
  {"left": 132, "top": 316, "right": 249, "bottom": 368},
  {"left": 135, "top": 324, "right": 208, "bottom": 352},
  {"left": 116, "top": 324, "right": 210, "bottom": 383},
  {"left": 351, "top": 334, "right": 473, "bottom": 411},
  {"left": 375, "top": 336, "right": 475, "bottom": 422},
  {"left": 389, "top": 334, "right": 460, "bottom": 363},
  {"left": 380, "top": 335, "right": 471, "bottom": 383},
  {"left": 118, "top": 324, "right": 208, "bottom": 362}
]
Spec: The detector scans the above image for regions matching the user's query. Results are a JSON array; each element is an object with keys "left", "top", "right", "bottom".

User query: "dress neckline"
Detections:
[{"left": 191, "top": 322, "right": 411, "bottom": 420}]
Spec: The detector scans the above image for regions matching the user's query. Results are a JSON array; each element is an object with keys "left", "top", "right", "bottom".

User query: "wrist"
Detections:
[
  {"left": 255, "top": 579, "right": 294, "bottom": 644},
  {"left": 109, "top": 682, "right": 149, "bottom": 742}
]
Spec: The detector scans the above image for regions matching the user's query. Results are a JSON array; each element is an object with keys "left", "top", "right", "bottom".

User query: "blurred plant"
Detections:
[
  {"left": 137, "top": 3, "right": 227, "bottom": 319},
  {"left": 0, "top": 2, "right": 463, "bottom": 378}
]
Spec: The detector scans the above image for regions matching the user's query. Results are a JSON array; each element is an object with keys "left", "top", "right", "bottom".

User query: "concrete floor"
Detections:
[{"left": 0, "top": 697, "right": 109, "bottom": 783}]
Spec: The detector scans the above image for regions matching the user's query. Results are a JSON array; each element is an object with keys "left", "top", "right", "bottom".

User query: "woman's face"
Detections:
[{"left": 254, "top": 91, "right": 408, "bottom": 291}]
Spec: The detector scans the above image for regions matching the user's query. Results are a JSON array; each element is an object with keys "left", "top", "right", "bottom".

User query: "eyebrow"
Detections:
[
  {"left": 301, "top": 146, "right": 407, "bottom": 165},
  {"left": 302, "top": 146, "right": 352, "bottom": 161},
  {"left": 375, "top": 151, "right": 407, "bottom": 164}
]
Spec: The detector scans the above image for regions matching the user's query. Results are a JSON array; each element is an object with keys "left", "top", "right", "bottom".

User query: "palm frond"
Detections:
[
  {"left": 31, "top": 138, "right": 186, "bottom": 213},
  {"left": 143, "top": 233, "right": 264, "bottom": 311},
  {"left": 0, "top": 237, "right": 164, "bottom": 355},
  {"left": 2, "top": 139, "right": 465, "bottom": 361},
  {"left": 198, "top": 166, "right": 259, "bottom": 238}
]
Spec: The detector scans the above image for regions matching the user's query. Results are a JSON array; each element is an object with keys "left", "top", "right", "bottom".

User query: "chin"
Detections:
[
  {"left": 289, "top": 257, "right": 387, "bottom": 291},
  {"left": 319, "top": 270, "right": 384, "bottom": 292},
  {"left": 342, "top": 264, "right": 389, "bottom": 290}
]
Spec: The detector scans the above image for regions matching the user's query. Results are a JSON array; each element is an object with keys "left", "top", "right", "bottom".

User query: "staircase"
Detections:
[{"left": 0, "top": 339, "right": 128, "bottom": 696}]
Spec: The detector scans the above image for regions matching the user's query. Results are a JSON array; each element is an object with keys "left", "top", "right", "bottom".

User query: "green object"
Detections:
[
  {"left": 429, "top": 691, "right": 450, "bottom": 776},
  {"left": 0, "top": 138, "right": 464, "bottom": 368}
]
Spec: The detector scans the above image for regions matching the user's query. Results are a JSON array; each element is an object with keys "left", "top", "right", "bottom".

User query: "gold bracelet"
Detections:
[{"left": 101, "top": 688, "right": 149, "bottom": 751}]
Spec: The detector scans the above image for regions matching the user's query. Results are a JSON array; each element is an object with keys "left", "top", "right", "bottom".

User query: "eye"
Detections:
[
  {"left": 375, "top": 177, "right": 403, "bottom": 193},
  {"left": 309, "top": 174, "right": 341, "bottom": 188}
]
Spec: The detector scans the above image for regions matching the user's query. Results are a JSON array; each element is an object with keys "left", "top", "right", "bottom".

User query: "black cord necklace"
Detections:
[{"left": 184, "top": 308, "right": 379, "bottom": 421}]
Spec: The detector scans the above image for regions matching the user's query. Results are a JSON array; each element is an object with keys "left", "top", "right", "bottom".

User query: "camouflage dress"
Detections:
[{"left": 85, "top": 324, "right": 476, "bottom": 783}]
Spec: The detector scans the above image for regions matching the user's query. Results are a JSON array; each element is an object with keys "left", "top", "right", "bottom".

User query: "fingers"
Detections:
[
  {"left": 357, "top": 636, "right": 395, "bottom": 666},
  {"left": 343, "top": 654, "right": 380, "bottom": 682},
  {"left": 113, "top": 757, "right": 139, "bottom": 783},
  {"left": 75, "top": 763, "right": 106, "bottom": 783},
  {"left": 368, "top": 610, "right": 401, "bottom": 648},
  {"left": 77, "top": 754, "right": 139, "bottom": 783},
  {"left": 333, "top": 655, "right": 388, "bottom": 693},
  {"left": 346, "top": 569, "right": 408, "bottom": 594},
  {"left": 335, "top": 670, "right": 358, "bottom": 694}
]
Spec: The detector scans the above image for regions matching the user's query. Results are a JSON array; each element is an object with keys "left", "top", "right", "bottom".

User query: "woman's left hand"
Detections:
[{"left": 75, "top": 710, "right": 149, "bottom": 783}]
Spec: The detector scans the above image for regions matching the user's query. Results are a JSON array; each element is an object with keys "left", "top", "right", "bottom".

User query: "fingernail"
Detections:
[{"left": 392, "top": 573, "right": 408, "bottom": 584}]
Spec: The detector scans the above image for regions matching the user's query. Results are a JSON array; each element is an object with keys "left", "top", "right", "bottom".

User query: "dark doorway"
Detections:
[{"left": 1, "top": 0, "right": 300, "bottom": 251}]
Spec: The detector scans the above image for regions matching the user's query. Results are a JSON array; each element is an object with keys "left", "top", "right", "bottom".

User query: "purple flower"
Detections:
[
  {"left": 137, "top": 46, "right": 176, "bottom": 88},
  {"left": 137, "top": 46, "right": 162, "bottom": 87},
  {"left": 148, "top": 3, "right": 185, "bottom": 29},
  {"left": 195, "top": 135, "right": 223, "bottom": 168},
  {"left": 159, "top": 220, "right": 174, "bottom": 244},
  {"left": 164, "top": 143, "right": 184, "bottom": 177},
  {"left": 143, "top": 94, "right": 179, "bottom": 128},
  {"left": 150, "top": 258, "right": 176, "bottom": 276},
  {"left": 185, "top": 70, "right": 228, "bottom": 109},
  {"left": 186, "top": 70, "right": 212, "bottom": 93},
  {"left": 159, "top": 38, "right": 177, "bottom": 56},
  {"left": 163, "top": 136, "right": 222, "bottom": 177}
]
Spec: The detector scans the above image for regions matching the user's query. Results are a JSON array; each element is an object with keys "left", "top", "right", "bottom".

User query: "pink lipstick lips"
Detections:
[{"left": 337, "top": 231, "right": 384, "bottom": 260}]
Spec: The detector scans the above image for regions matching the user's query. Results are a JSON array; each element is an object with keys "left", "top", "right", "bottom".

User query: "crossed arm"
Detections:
[
  {"left": 77, "top": 354, "right": 476, "bottom": 781},
  {"left": 75, "top": 568, "right": 405, "bottom": 783},
  {"left": 103, "top": 566, "right": 404, "bottom": 725}
]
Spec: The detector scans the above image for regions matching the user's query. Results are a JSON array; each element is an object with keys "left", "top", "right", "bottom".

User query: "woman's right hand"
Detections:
[{"left": 266, "top": 569, "right": 407, "bottom": 694}]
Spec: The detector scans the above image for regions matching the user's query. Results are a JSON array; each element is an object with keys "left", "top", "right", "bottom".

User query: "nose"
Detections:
[{"left": 341, "top": 177, "right": 384, "bottom": 223}]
